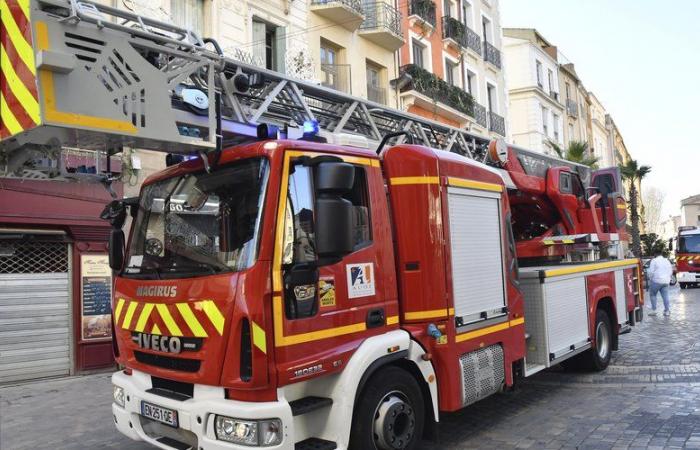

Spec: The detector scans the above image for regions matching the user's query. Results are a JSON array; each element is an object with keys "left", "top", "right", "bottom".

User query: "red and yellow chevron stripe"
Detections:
[
  {"left": 1, "top": 0, "right": 40, "bottom": 139},
  {"left": 113, "top": 299, "right": 225, "bottom": 338},
  {"left": 677, "top": 255, "right": 700, "bottom": 261}
]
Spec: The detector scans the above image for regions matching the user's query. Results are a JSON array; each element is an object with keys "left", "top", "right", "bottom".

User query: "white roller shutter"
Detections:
[
  {"left": 0, "top": 241, "right": 71, "bottom": 384},
  {"left": 447, "top": 188, "right": 506, "bottom": 321}
]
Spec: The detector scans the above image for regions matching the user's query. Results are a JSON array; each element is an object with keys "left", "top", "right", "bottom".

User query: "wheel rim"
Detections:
[
  {"left": 372, "top": 390, "right": 416, "bottom": 450},
  {"left": 596, "top": 320, "right": 610, "bottom": 360}
]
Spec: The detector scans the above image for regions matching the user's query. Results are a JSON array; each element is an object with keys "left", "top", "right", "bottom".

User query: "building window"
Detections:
[
  {"left": 320, "top": 40, "right": 343, "bottom": 91},
  {"left": 466, "top": 69, "right": 476, "bottom": 96},
  {"left": 486, "top": 83, "right": 496, "bottom": 113},
  {"left": 412, "top": 39, "right": 426, "bottom": 68},
  {"left": 569, "top": 123, "right": 574, "bottom": 140},
  {"left": 552, "top": 113, "right": 560, "bottom": 142},
  {"left": 462, "top": 1, "right": 473, "bottom": 28},
  {"left": 445, "top": 59, "right": 458, "bottom": 86},
  {"left": 547, "top": 69, "right": 554, "bottom": 93},
  {"left": 541, "top": 105, "right": 548, "bottom": 136},
  {"left": 536, "top": 60, "right": 543, "bottom": 88},
  {"left": 565, "top": 82, "right": 571, "bottom": 100},
  {"left": 366, "top": 61, "right": 385, "bottom": 104},
  {"left": 171, "top": 0, "right": 204, "bottom": 34},
  {"left": 482, "top": 15, "right": 492, "bottom": 43},
  {"left": 252, "top": 18, "right": 284, "bottom": 72}
]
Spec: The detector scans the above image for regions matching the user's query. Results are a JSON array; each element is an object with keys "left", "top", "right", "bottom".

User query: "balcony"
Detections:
[
  {"left": 310, "top": 0, "right": 364, "bottom": 31},
  {"left": 399, "top": 64, "right": 477, "bottom": 120},
  {"left": 473, "top": 103, "right": 488, "bottom": 128},
  {"left": 441, "top": 16, "right": 465, "bottom": 49},
  {"left": 483, "top": 40, "right": 501, "bottom": 69},
  {"left": 566, "top": 98, "right": 578, "bottom": 117},
  {"left": 465, "top": 25, "right": 482, "bottom": 55},
  {"left": 408, "top": 0, "right": 436, "bottom": 29},
  {"left": 360, "top": 2, "right": 405, "bottom": 51},
  {"left": 367, "top": 85, "right": 387, "bottom": 104},
  {"left": 321, "top": 64, "right": 352, "bottom": 94},
  {"left": 488, "top": 111, "right": 505, "bottom": 136}
]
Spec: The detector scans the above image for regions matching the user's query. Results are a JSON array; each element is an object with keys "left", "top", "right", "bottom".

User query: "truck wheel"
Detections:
[
  {"left": 680, "top": 283, "right": 687, "bottom": 289},
  {"left": 349, "top": 366, "right": 424, "bottom": 450},
  {"left": 585, "top": 309, "right": 613, "bottom": 371}
]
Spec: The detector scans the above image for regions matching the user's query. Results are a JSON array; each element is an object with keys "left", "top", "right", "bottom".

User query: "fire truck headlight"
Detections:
[
  {"left": 214, "top": 416, "right": 282, "bottom": 446},
  {"left": 112, "top": 385, "right": 125, "bottom": 408}
]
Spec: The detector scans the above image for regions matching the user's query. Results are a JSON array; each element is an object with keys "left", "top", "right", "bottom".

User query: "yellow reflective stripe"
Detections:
[
  {"left": 448, "top": 308, "right": 455, "bottom": 316},
  {"left": 121, "top": 301, "right": 138, "bottom": 329},
  {"left": 199, "top": 300, "right": 224, "bottom": 335},
  {"left": 386, "top": 315, "right": 399, "bottom": 325},
  {"left": 251, "top": 321, "right": 267, "bottom": 354},
  {"left": 134, "top": 303, "right": 154, "bottom": 332},
  {"left": 0, "top": 93, "right": 23, "bottom": 135},
  {"left": 543, "top": 258, "right": 639, "bottom": 278},
  {"left": 0, "top": 45, "right": 39, "bottom": 123},
  {"left": 389, "top": 176, "right": 440, "bottom": 186},
  {"left": 404, "top": 308, "right": 448, "bottom": 320},
  {"left": 113, "top": 298, "right": 126, "bottom": 324},
  {"left": 456, "top": 320, "right": 511, "bottom": 343},
  {"left": 177, "top": 303, "right": 207, "bottom": 337},
  {"left": 447, "top": 177, "right": 503, "bottom": 192},
  {"left": 151, "top": 323, "right": 162, "bottom": 335},
  {"left": 542, "top": 239, "right": 554, "bottom": 245},
  {"left": 17, "top": 0, "right": 30, "bottom": 20},
  {"left": 0, "top": 1, "right": 36, "bottom": 75},
  {"left": 155, "top": 304, "right": 183, "bottom": 336},
  {"left": 510, "top": 317, "right": 525, "bottom": 326},
  {"left": 279, "top": 322, "right": 366, "bottom": 347},
  {"left": 562, "top": 239, "right": 574, "bottom": 244},
  {"left": 616, "top": 204, "right": 627, "bottom": 210}
]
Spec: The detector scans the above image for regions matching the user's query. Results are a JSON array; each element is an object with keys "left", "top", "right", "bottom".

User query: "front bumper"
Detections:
[
  {"left": 678, "top": 271, "right": 700, "bottom": 283},
  {"left": 112, "top": 370, "right": 294, "bottom": 450}
]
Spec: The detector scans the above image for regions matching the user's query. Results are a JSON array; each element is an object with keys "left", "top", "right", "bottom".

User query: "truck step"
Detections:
[
  {"left": 295, "top": 438, "right": 337, "bottom": 450},
  {"left": 289, "top": 396, "right": 333, "bottom": 416}
]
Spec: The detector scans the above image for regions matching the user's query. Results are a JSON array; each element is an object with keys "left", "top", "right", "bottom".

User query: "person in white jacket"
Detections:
[{"left": 647, "top": 250, "right": 674, "bottom": 316}]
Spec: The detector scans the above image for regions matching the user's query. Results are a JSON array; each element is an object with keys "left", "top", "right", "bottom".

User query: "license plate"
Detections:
[{"left": 141, "top": 401, "right": 178, "bottom": 427}]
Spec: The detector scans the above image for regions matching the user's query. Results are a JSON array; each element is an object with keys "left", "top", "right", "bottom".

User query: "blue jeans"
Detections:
[{"left": 649, "top": 282, "right": 670, "bottom": 312}]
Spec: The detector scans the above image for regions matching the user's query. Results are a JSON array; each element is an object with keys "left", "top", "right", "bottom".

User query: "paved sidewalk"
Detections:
[{"left": 1, "top": 286, "right": 698, "bottom": 450}]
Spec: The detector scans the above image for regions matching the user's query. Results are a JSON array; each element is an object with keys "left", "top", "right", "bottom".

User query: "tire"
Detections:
[
  {"left": 349, "top": 366, "right": 425, "bottom": 450},
  {"left": 582, "top": 309, "right": 613, "bottom": 372},
  {"left": 680, "top": 283, "right": 687, "bottom": 290},
  {"left": 670, "top": 274, "right": 677, "bottom": 286}
]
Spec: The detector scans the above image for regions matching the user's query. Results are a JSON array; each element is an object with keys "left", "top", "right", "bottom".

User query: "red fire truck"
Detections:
[
  {"left": 1, "top": 2, "right": 643, "bottom": 449},
  {"left": 673, "top": 226, "right": 700, "bottom": 289}
]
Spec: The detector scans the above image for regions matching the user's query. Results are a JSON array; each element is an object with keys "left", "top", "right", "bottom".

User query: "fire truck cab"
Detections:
[
  {"left": 674, "top": 226, "right": 700, "bottom": 289},
  {"left": 107, "top": 139, "right": 642, "bottom": 450}
]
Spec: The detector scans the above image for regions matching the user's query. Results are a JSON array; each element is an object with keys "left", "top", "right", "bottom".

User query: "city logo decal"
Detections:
[{"left": 346, "top": 263, "right": 376, "bottom": 298}]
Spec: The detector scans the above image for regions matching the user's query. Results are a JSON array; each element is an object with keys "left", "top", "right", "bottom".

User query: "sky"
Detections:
[{"left": 500, "top": 0, "right": 700, "bottom": 217}]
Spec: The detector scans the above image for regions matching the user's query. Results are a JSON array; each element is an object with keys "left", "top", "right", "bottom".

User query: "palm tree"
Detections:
[
  {"left": 548, "top": 140, "right": 599, "bottom": 168},
  {"left": 620, "top": 159, "right": 651, "bottom": 258}
]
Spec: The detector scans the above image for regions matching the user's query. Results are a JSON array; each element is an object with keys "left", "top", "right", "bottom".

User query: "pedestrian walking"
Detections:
[{"left": 647, "top": 249, "right": 673, "bottom": 316}]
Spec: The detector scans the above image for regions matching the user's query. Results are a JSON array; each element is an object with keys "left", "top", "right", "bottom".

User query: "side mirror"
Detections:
[
  {"left": 109, "top": 229, "right": 125, "bottom": 271},
  {"left": 314, "top": 162, "right": 354, "bottom": 257}
]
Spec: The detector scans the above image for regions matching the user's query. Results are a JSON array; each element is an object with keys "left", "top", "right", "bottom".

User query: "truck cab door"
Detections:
[
  {"left": 545, "top": 167, "right": 583, "bottom": 234},
  {"left": 591, "top": 167, "right": 627, "bottom": 234},
  {"left": 273, "top": 153, "right": 397, "bottom": 383}
]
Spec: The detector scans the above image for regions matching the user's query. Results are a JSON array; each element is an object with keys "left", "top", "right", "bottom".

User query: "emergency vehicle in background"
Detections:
[
  {"left": 1, "top": 2, "right": 644, "bottom": 449},
  {"left": 672, "top": 226, "right": 700, "bottom": 289}
]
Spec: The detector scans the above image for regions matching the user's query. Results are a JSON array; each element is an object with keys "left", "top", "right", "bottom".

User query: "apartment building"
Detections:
[
  {"left": 309, "top": 0, "right": 404, "bottom": 106},
  {"left": 502, "top": 28, "right": 564, "bottom": 154},
  {"left": 588, "top": 92, "right": 611, "bottom": 167},
  {"left": 397, "top": 0, "right": 507, "bottom": 138},
  {"left": 558, "top": 60, "right": 589, "bottom": 146}
]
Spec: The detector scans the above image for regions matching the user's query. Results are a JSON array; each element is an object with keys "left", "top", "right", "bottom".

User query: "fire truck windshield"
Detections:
[
  {"left": 123, "top": 158, "right": 269, "bottom": 279},
  {"left": 679, "top": 234, "right": 700, "bottom": 253}
]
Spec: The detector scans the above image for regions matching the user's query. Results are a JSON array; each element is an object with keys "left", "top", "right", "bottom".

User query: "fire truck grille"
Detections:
[
  {"left": 134, "top": 351, "right": 201, "bottom": 373},
  {"left": 459, "top": 344, "right": 504, "bottom": 407}
]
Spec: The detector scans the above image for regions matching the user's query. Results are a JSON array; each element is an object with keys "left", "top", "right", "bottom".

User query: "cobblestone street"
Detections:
[{"left": 1, "top": 286, "right": 699, "bottom": 450}]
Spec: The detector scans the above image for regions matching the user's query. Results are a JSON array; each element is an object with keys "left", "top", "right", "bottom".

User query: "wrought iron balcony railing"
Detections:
[
  {"left": 566, "top": 98, "right": 578, "bottom": 117},
  {"left": 442, "top": 16, "right": 466, "bottom": 46},
  {"left": 488, "top": 111, "right": 506, "bottom": 136},
  {"left": 408, "top": 0, "right": 436, "bottom": 28},
  {"left": 473, "top": 103, "right": 488, "bottom": 128},
  {"left": 465, "top": 25, "right": 482, "bottom": 55},
  {"left": 321, "top": 63, "right": 352, "bottom": 94},
  {"left": 367, "top": 85, "right": 387, "bottom": 104},
  {"left": 483, "top": 40, "right": 501, "bottom": 69},
  {"left": 361, "top": 2, "right": 403, "bottom": 37},
  {"left": 399, "top": 64, "right": 476, "bottom": 119},
  {"left": 311, "top": 0, "right": 363, "bottom": 13}
]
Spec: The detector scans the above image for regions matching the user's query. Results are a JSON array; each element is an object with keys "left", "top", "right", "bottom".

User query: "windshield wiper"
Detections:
[
  {"left": 123, "top": 265, "right": 162, "bottom": 280},
  {"left": 166, "top": 262, "right": 225, "bottom": 275}
]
